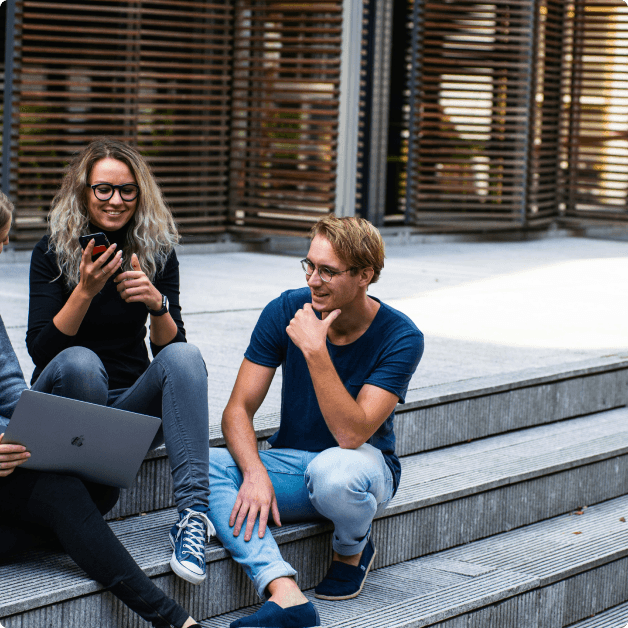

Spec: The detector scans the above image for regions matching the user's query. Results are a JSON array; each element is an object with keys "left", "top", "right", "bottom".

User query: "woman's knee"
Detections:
[
  {"left": 38, "top": 347, "right": 108, "bottom": 402},
  {"left": 156, "top": 343, "right": 207, "bottom": 377},
  {"left": 56, "top": 347, "right": 105, "bottom": 376}
]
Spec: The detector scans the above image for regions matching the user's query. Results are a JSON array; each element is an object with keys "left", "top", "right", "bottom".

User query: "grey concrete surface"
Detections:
[
  {"left": 1, "top": 236, "right": 627, "bottom": 424},
  {"left": 5, "top": 402, "right": 628, "bottom": 622},
  {"left": 202, "top": 493, "right": 628, "bottom": 627}
]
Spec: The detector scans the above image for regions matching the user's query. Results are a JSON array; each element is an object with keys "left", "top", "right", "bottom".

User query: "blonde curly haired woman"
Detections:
[
  {"left": 0, "top": 190, "right": 202, "bottom": 628},
  {"left": 26, "top": 138, "right": 214, "bottom": 587}
]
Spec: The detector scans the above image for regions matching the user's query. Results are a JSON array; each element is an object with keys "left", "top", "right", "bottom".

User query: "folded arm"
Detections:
[{"left": 286, "top": 304, "right": 399, "bottom": 449}]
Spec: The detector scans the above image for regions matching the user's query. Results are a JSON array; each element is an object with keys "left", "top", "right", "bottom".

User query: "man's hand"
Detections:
[
  {"left": 115, "top": 253, "right": 162, "bottom": 310},
  {"left": 0, "top": 433, "right": 30, "bottom": 477},
  {"left": 229, "top": 467, "right": 281, "bottom": 541},
  {"left": 286, "top": 303, "right": 341, "bottom": 357}
]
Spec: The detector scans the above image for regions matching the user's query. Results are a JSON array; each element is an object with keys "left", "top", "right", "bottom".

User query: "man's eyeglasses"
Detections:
[
  {"left": 300, "top": 259, "right": 355, "bottom": 283},
  {"left": 90, "top": 183, "right": 140, "bottom": 202}
]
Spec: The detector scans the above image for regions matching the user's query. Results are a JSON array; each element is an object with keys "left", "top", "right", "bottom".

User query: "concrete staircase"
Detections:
[{"left": 1, "top": 355, "right": 627, "bottom": 628}]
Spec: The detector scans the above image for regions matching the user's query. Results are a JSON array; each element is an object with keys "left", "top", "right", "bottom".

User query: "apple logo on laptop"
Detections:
[{"left": 71, "top": 436, "right": 85, "bottom": 447}]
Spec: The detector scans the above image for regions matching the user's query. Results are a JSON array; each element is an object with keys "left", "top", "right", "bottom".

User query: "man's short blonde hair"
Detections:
[
  {"left": 0, "top": 191, "right": 14, "bottom": 231},
  {"left": 310, "top": 215, "right": 385, "bottom": 284}
]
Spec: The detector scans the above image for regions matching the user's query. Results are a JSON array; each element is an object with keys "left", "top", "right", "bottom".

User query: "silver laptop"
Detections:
[{"left": 3, "top": 390, "right": 162, "bottom": 488}]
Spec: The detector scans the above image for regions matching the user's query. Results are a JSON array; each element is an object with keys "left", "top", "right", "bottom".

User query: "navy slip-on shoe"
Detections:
[
  {"left": 229, "top": 600, "right": 320, "bottom": 628},
  {"left": 314, "top": 537, "right": 376, "bottom": 601}
]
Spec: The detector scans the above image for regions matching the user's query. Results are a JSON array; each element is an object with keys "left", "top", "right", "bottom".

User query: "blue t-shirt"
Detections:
[{"left": 245, "top": 287, "right": 424, "bottom": 494}]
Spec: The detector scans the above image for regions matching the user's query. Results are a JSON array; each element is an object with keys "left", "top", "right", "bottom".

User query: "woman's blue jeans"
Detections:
[
  {"left": 32, "top": 344, "right": 210, "bottom": 512},
  {"left": 208, "top": 444, "right": 394, "bottom": 598}
]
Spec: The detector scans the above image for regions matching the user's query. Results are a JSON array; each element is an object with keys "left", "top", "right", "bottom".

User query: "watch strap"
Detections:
[{"left": 147, "top": 294, "right": 169, "bottom": 316}]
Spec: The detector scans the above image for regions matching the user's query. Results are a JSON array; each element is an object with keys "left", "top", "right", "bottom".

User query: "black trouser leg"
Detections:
[{"left": 0, "top": 469, "right": 189, "bottom": 628}]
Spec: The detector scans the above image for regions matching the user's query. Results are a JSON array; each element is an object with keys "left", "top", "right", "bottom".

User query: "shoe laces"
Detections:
[{"left": 174, "top": 509, "right": 216, "bottom": 562}]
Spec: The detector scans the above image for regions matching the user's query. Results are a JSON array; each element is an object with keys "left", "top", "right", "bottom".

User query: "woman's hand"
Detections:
[
  {"left": 115, "top": 253, "right": 162, "bottom": 310},
  {"left": 52, "top": 240, "right": 123, "bottom": 336},
  {"left": 77, "top": 239, "right": 123, "bottom": 300},
  {"left": 0, "top": 433, "right": 30, "bottom": 477},
  {"left": 52, "top": 239, "right": 122, "bottom": 336},
  {"left": 116, "top": 253, "right": 178, "bottom": 345}
]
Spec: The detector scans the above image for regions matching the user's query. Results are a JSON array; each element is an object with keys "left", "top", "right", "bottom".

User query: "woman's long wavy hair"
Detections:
[
  {"left": 0, "top": 190, "right": 14, "bottom": 231},
  {"left": 48, "top": 138, "right": 179, "bottom": 288}
]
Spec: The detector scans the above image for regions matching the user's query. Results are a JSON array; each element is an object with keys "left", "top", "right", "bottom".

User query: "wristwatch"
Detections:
[{"left": 147, "top": 294, "right": 169, "bottom": 316}]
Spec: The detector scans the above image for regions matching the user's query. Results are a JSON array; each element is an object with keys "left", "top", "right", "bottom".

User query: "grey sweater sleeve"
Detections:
[{"left": 0, "top": 315, "right": 27, "bottom": 427}]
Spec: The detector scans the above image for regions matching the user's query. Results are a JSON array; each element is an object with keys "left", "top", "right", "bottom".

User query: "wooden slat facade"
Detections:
[
  {"left": 560, "top": 0, "right": 628, "bottom": 223},
  {"left": 228, "top": 0, "right": 342, "bottom": 236},
  {"left": 526, "top": 0, "right": 564, "bottom": 224},
  {"left": 10, "top": 0, "right": 235, "bottom": 241},
  {"left": 404, "top": 0, "right": 540, "bottom": 231},
  {"left": 4, "top": 0, "right": 628, "bottom": 242}
]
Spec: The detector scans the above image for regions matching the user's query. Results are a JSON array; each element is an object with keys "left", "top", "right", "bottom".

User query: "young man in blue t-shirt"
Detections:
[{"left": 209, "top": 216, "right": 424, "bottom": 628}]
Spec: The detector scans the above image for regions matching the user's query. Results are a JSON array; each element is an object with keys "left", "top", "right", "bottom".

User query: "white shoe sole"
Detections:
[{"left": 170, "top": 552, "right": 206, "bottom": 585}]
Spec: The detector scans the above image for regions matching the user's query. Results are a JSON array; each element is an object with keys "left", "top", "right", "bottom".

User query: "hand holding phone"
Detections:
[
  {"left": 76, "top": 234, "right": 122, "bottom": 299},
  {"left": 79, "top": 232, "right": 110, "bottom": 258}
]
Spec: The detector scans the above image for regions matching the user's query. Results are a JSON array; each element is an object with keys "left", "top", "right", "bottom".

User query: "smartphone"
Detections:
[{"left": 79, "top": 232, "right": 110, "bottom": 258}]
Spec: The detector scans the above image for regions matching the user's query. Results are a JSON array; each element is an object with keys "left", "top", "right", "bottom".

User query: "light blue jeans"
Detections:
[
  {"left": 32, "top": 344, "right": 210, "bottom": 511},
  {"left": 208, "top": 444, "right": 394, "bottom": 598}
]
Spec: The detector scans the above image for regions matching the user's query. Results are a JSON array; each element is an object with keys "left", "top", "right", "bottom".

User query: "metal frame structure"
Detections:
[
  {"left": 2, "top": 0, "right": 16, "bottom": 196},
  {"left": 355, "top": 0, "right": 395, "bottom": 226},
  {"left": 335, "top": 0, "right": 363, "bottom": 218}
]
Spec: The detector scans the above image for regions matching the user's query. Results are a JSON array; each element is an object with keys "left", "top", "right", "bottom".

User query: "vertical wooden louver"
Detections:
[
  {"left": 228, "top": 0, "right": 342, "bottom": 236},
  {"left": 526, "top": 0, "right": 564, "bottom": 224},
  {"left": 561, "top": 0, "right": 628, "bottom": 223},
  {"left": 405, "top": 0, "right": 539, "bottom": 230},
  {"left": 10, "top": 0, "right": 233, "bottom": 242}
]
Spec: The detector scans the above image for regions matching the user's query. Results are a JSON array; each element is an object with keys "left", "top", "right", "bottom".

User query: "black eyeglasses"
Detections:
[
  {"left": 90, "top": 183, "right": 140, "bottom": 202},
  {"left": 300, "top": 259, "right": 355, "bottom": 283}
]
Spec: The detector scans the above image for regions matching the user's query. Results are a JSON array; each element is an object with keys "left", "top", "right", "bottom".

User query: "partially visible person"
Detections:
[
  {"left": 0, "top": 190, "right": 203, "bottom": 628},
  {"left": 26, "top": 138, "right": 212, "bottom": 584},
  {"left": 208, "top": 215, "right": 424, "bottom": 628}
]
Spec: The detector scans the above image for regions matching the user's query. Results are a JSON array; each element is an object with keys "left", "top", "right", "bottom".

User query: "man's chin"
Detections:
[{"left": 310, "top": 297, "right": 331, "bottom": 313}]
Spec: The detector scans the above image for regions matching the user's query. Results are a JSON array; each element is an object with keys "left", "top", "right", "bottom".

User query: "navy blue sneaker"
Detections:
[
  {"left": 230, "top": 600, "right": 320, "bottom": 627},
  {"left": 169, "top": 508, "right": 215, "bottom": 585},
  {"left": 314, "top": 537, "right": 376, "bottom": 600}
]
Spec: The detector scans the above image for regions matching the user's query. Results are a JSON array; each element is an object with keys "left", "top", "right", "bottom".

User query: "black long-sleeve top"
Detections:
[{"left": 27, "top": 226, "right": 186, "bottom": 389}]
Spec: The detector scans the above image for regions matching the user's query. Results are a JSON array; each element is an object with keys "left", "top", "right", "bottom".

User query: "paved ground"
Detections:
[{"left": 1, "top": 236, "right": 627, "bottom": 424}]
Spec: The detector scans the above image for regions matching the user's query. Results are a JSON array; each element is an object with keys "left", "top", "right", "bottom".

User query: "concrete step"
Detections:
[
  {"left": 568, "top": 601, "right": 628, "bottom": 627},
  {"left": 106, "top": 356, "right": 628, "bottom": 520},
  {"left": 202, "top": 494, "right": 628, "bottom": 627},
  {"left": 3, "top": 406, "right": 628, "bottom": 626}
]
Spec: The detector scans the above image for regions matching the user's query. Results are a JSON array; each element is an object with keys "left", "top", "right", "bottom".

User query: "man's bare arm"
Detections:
[
  {"left": 286, "top": 304, "right": 399, "bottom": 449},
  {"left": 222, "top": 358, "right": 278, "bottom": 541}
]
